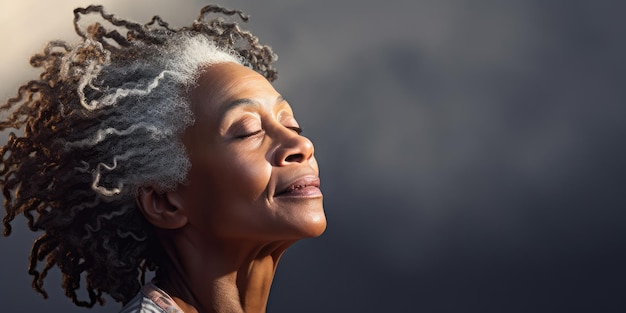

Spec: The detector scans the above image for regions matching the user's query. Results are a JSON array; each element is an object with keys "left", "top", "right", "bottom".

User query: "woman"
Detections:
[{"left": 0, "top": 4, "right": 325, "bottom": 313}]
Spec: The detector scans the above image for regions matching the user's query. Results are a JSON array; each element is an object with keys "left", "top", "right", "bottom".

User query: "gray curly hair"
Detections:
[{"left": 0, "top": 4, "right": 277, "bottom": 307}]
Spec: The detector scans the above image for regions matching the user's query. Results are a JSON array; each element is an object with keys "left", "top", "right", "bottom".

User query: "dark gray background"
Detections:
[{"left": 1, "top": 0, "right": 625, "bottom": 312}]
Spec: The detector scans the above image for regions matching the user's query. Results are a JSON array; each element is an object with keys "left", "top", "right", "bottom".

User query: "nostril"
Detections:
[{"left": 285, "top": 153, "right": 303, "bottom": 163}]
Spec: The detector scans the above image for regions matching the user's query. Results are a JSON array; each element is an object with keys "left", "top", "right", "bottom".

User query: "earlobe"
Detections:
[{"left": 136, "top": 187, "right": 188, "bottom": 229}]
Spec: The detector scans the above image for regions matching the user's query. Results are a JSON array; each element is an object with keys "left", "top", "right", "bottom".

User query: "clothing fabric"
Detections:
[{"left": 119, "top": 282, "right": 184, "bottom": 313}]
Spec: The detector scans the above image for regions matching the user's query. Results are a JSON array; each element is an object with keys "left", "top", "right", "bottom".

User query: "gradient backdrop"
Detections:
[{"left": 1, "top": 0, "right": 625, "bottom": 312}]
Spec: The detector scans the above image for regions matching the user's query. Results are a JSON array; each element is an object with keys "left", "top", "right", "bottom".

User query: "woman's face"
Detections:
[{"left": 177, "top": 62, "right": 326, "bottom": 243}]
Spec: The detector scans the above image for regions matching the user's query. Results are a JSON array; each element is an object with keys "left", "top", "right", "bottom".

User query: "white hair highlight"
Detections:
[
  {"left": 163, "top": 35, "right": 242, "bottom": 82},
  {"left": 64, "top": 34, "right": 243, "bottom": 197}
]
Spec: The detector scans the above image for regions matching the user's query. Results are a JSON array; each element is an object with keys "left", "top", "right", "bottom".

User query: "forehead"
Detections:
[{"left": 190, "top": 62, "right": 282, "bottom": 120}]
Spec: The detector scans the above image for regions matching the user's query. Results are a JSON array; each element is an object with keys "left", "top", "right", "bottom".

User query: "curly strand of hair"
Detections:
[
  {"left": 60, "top": 39, "right": 109, "bottom": 84},
  {"left": 62, "top": 122, "right": 171, "bottom": 148},
  {"left": 86, "top": 22, "right": 131, "bottom": 51},
  {"left": 145, "top": 15, "right": 175, "bottom": 32},
  {"left": 91, "top": 151, "right": 135, "bottom": 196},
  {"left": 1, "top": 215, "right": 12, "bottom": 236},
  {"left": 73, "top": 5, "right": 144, "bottom": 41},
  {"left": 23, "top": 205, "right": 38, "bottom": 230},
  {"left": 84, "top": 206, "right": 129, "bottom": 237},
  {"left": 1, "top": 185, "right": 16, "bottom": 236},
  {"left": 138, "top": 260, "right": 148, "bottom": 286},
  {"left": 34, "top": 260, "right": 55, "bottom": 299},
  {"left": 63, "top": 264, "right": 100, "bottom": 307},
  {"left": 76, "top": 5, "right": 172, "bottom": 46},
  {"left": 81, "top": 70, "right": 173, "bottom": 111},
  {"left": 35, "top": 195, "right": 100, "bottom": 230},
  {"left": 0, "top": 81, "right": 51, "bottom": 129},
  {"left": 197, "top": 5, "right": 249, "bottom": 23},
  {"left": 29, "top": 41, "right": 72, "bottom": 83},
  {"left": 28, "top": 234, "right": 60, "bottom": 298}
]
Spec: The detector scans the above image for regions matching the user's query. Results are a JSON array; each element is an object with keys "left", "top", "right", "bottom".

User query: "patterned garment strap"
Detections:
[{"left": 140, "top": 282, "right": 185, "bottom": 313}]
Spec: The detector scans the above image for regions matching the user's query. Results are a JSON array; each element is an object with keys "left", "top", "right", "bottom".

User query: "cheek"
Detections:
[
  {"left": 205, "top": 147, "right": 272, "bottom": 202},
  {"left": 197, "top": 153, "right": 274, "bottom": 238},
  {"left": 227, "top": 151, "right": 272, "bottom": 200}
]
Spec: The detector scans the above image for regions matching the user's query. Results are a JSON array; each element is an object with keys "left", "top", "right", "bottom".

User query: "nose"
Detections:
[{"left": 272, "top": 129, "right": 315, "bottom": 166}]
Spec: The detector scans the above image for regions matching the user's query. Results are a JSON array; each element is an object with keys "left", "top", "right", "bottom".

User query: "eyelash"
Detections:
[
  {"left": 236, "top": 126, "right": 302, "bottom": 139},
  {"left": 236, "top": 130, "right": 263, "bottom": 139}
]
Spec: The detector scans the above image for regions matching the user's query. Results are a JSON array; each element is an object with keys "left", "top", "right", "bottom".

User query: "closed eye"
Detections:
[{"left": 236, "top": 129, "right": 264, "bottom": 139}]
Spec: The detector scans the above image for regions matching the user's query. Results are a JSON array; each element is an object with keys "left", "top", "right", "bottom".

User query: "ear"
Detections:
[{"left": 136, "top": 187, "right": 188, "bottom": 229}]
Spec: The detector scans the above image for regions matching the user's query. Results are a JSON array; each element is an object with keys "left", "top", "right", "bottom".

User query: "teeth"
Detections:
[{"left": 290, "top": 184, "right": 304, "bottom": 191}]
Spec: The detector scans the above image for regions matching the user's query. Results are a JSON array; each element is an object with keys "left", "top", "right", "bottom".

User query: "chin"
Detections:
[
  {"left": 307, "top": 212, "right": 327, "bottom": 237},
  {"left": 268, "top": 198, "right": 326, "bottom": 240},
  {"left": 293, "top": 208, "right": 327, "bottom": 239}
]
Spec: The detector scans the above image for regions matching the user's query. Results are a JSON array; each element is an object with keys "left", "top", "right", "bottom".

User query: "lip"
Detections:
[{"left": 274, "top": 175, "right": 322, "bottom": 198}]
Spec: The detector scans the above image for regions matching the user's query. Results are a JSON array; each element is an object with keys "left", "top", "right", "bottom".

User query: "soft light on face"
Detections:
[{"left": 176, "top": 62, "right": 326, "bottom": 243}]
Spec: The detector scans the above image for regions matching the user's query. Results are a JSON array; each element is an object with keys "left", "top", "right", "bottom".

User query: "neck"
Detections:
[{"left": 156, "top": 233, "right": 294, "bottom": 313}]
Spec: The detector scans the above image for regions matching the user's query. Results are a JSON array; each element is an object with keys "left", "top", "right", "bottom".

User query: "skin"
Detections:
[{"left": 137, "top": 62, "right": 326, "bottom": 313}]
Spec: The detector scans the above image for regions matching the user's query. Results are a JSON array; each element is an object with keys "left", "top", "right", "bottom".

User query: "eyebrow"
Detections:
[{"left": 219, "top": 95, "right": 286, "bottom": 117}]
